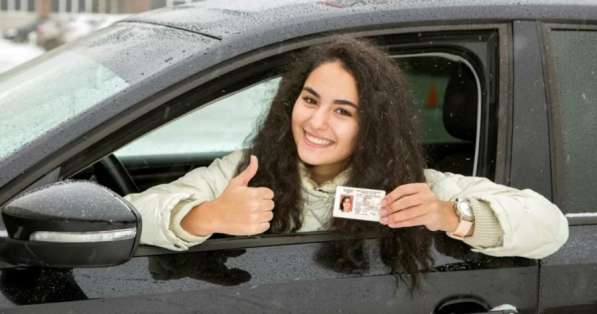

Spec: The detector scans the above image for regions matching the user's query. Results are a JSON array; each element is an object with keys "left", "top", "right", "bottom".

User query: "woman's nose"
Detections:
[{"left": 308, "top": 106, "right": 330, "bottom": 129}]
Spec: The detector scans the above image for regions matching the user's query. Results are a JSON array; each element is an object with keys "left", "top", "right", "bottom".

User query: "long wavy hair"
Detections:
[{"left": 236, "top": 36, "right": 433, "bottom": 289}]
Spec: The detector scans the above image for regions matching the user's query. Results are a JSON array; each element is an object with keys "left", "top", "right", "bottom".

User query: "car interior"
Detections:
[{"left": 426, "top": 61, "right": 478, "bottom": 175}]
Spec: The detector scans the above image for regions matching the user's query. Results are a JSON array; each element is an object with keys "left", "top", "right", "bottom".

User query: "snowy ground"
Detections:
[{"left": 0, "top": 38, "right": 44, "bottom": 74}]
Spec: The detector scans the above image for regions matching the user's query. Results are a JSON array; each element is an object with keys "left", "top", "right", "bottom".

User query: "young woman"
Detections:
[{"left": 125, "top": 36, "right": 568, "bottom": 288}]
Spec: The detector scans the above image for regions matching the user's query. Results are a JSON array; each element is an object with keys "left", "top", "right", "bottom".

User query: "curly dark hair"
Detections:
[{"left": 236, "top": 35, "right": 433, "bottom": 289}]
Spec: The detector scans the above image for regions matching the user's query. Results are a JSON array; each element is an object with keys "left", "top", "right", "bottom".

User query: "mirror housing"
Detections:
[{"left": 0, "top": 181, "right": 141, "bottom": 268}]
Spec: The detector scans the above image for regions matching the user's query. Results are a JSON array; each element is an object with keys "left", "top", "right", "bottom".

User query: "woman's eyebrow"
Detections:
[
  {"left": 303, "top": 86, "right": 320, "bottom": 98},
  {"left": 334, "top": 99, "right": 358, "bottom": 108},
  {"left": 303, "top": 86, "right": 358, "bottom": 108}
]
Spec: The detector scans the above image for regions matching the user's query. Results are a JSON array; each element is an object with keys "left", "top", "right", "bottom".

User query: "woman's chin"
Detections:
[{"left": 297, "top": 152, "right": 327, "bottom": 166}]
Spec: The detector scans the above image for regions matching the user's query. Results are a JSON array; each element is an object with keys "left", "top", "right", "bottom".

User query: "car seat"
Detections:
[{"left": 427, "top": 63, "right": 477, "bottom": 175}]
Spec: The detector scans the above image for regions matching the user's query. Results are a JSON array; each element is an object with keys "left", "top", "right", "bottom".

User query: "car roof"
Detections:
[{"left": 122, "top": 0, "right": 597, "bottom": 40}]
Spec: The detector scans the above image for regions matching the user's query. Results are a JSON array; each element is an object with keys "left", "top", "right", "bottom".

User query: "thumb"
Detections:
[{"left": 234, "top": 155, "right": 258, "bottom": 186}]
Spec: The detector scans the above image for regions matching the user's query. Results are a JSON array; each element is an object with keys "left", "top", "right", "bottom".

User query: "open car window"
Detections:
[
  {"left": 61, "top": 29, "right": 497, "bottom": 255},
  {"left": 109, "top": 52, "right": 482, "bottom": 239},
  {"left": 38, "top": 27, "right": 498, "bottom": 258},
  {"left": 114, "top": 53, "right": 480, "bottom": 187}
]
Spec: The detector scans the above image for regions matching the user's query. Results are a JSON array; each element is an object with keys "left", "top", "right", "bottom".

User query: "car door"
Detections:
[
  {"left": 536, "top": 22, "right": 597, "bottom": 314},
  {"left": 0, "top": 26, "right": 532, "bottom": 313}
]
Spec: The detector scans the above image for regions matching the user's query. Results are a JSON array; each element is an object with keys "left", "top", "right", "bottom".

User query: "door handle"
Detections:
[{"left": 433, "top": 295, "right": 517, "bottom": 314}]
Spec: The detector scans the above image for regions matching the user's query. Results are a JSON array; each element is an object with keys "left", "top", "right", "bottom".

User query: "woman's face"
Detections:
[
  {"left": 291, "top": 61, "right": 359, "bottom": 181},
  {"left": 342, "top": 197, "right": 353, "bottom": 211}
]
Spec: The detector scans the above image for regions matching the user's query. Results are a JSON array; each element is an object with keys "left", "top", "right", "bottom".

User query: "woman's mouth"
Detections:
[{"left": 304, "top": 131, "right": 334, "bottom": 147}]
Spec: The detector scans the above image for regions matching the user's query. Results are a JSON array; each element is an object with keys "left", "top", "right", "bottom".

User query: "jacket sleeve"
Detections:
[
  {"left": 424, "top": 169, "right": 569, "bottom": 259},
  {"left": 124, "top": 151, "right": 243, "bottom": 251}
]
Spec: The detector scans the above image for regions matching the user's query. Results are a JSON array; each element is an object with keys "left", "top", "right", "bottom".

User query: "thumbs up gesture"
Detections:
[{"left": 181, "top": 155, "right": 275, "bottom": 236}]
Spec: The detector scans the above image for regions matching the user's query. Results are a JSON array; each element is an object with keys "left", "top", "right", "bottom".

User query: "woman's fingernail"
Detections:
[{"left": 380, "top": 217, "right": 387, "bottom": 224}]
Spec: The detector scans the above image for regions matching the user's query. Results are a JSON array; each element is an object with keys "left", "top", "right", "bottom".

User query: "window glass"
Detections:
[
  {"left": 549, "top": 30, "right": 597, "bottom": 212},
  {"left": 0, "top": 51, "right": 128, "bottom": 160},
  {"left": 115, "top": 78, "right": 279, "bottom": 158},
  {"left": 0, "top": 22, "right": 212, "bottom": 161}
]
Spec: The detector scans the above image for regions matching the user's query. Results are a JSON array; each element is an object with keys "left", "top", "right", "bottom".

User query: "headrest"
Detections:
[{"left": 442, "top": 64, "right": 478, "bottom": 141}]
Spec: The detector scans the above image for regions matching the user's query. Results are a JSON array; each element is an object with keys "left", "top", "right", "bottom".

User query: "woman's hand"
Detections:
[
  {"left": 379, "top": 183, "right": 459, "bottom": 232},
  {"left": 181, "top": 155, "right": 274, "bottom": 236}
]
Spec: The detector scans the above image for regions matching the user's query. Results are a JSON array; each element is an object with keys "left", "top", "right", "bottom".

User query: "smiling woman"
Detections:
[{"left": 124, "top": 35, "right": 568, "bottom": 290}]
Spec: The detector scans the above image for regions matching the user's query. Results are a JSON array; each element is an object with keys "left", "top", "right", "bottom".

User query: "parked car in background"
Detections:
[{"left": 0, "top": 0, "right": 596, "bottom": 313}]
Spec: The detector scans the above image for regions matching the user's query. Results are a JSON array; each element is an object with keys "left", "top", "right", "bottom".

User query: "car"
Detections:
[{"left": 0, "top": 0, "right": 595, "bottom": 313}]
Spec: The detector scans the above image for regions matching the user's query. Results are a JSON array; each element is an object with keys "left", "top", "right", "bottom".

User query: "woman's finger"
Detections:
[
  {"left": 386, "top": 206, "right": 428, "bottom": 225},
  {"left": 388, "top": 213, "right": 428, "bottom": 229},
  {"left": 259, "top": 200, "right": 275, "bottom": 211},
  {"left": 384, "top": 193, "right": 425, "bottom": 215},
  {"left": 256, "top": 210, "right": 274, "bottom": 223},
  {"left": 382, "top": 183, "right": 428, "bottom": 206},
  {"left": 252, "top": 187, "right": 274, "bottom": 200},
  {"left": 249, "top": 222, "right": 270, "bottom": 235}
]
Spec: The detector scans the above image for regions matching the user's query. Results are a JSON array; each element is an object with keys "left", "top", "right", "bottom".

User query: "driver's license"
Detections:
[{"left": 333, "top": 186, "right": 386, "bottom": 222}]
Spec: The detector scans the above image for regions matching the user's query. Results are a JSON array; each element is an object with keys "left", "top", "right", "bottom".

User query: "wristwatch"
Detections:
[{"left": 448, "top": 198, "right": 475, "bottom": 238}]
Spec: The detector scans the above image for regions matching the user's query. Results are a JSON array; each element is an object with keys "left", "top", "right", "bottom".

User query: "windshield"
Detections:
[
  {"left": 0, "top": 22, "right": 211, "bottom": 162},
  {"left": 0, "top": 50, "right": 128, "bottom": 160}
]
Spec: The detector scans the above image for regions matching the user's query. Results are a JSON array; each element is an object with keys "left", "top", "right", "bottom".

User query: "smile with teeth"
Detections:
[{"left": 304, "top": 131, "right": 334, "bottom": 146}]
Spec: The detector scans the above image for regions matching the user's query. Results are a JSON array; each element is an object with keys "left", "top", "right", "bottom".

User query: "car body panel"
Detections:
[
  {"left": 0, "top": 238, "right": 536, "bottom": 312},
  {"left": 509, "top": 20, "right": 551, "bottom": 198}
]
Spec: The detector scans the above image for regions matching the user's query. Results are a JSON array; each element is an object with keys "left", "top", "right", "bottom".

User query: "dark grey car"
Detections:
[{"left": 0, "top": 0, "right": 596, "bottom": 313}]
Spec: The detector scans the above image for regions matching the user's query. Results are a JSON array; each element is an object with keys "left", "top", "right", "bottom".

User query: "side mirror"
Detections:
[{"left": 0, "top": 181, "right": 141, "bottom": 268}]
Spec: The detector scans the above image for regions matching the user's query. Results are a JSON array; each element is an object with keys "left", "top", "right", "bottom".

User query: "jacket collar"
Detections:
[{"left": 298, "top": 161, "right": 351, "bottom": 194}]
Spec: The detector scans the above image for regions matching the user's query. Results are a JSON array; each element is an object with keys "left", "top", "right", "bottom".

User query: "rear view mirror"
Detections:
[{"left": 0, "top": 181, "right": 141, "bottom": 268}]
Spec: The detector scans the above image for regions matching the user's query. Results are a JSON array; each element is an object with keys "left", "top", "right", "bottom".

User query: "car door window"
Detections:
[
  {"left": 548, "top": 29, "right": 597, "bottom": 213},
  {"left": 114, "top": 55, "right": 479, "bottom": 177}
]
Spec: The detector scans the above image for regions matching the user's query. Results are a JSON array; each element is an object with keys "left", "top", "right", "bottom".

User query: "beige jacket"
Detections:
[{"left": 125, "top": 150, "right": 569, "bottom": 259}]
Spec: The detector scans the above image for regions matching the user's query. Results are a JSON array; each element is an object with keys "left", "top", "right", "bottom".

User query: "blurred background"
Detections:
[{"left": 0, "top": 0, "right": 197, "bottom": 73}]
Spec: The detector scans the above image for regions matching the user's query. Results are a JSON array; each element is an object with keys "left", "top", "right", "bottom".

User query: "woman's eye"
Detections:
[
  {"left": 335, "top": 108, "right": 353, "bottom": 117},
  {"left": 303, "top": 96, "right": 317, "bottom": 105}
]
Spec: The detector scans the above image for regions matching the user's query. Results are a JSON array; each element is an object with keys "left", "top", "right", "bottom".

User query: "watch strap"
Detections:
[{"left": 449, "top": 220, "right": 473, "bottom": 239}]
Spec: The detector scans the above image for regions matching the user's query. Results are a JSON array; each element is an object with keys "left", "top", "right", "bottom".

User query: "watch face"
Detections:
[{"left": 457, "top": 200, "right": 474, "bottom": 221}]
